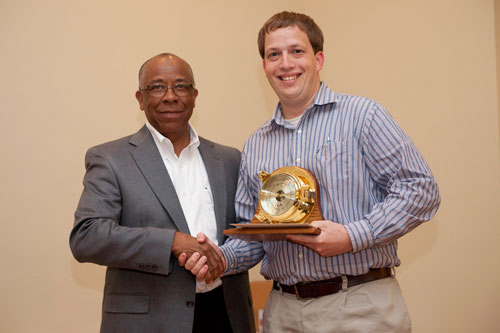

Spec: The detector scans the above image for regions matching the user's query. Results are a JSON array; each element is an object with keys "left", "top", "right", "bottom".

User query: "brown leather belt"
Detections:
[{"left": 273, "top": 268, "right": 392, "bottom": 299}]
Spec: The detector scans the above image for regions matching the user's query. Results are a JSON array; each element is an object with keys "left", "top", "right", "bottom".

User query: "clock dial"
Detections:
[
  {"left": 260, "top": 173, "right": 298, "bottom": 216},
  {"left": 252, "top": 166, "right": 320, "bottom": 224}
]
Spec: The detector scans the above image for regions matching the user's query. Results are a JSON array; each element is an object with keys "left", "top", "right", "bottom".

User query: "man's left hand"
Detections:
[{"left": 286, "top": 220, "right": 353, "bottom": 257}]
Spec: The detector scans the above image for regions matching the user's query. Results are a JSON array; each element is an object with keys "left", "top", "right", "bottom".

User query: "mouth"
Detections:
[
  {"left": 278, "top": 73, "right": 301, "bottom": 81},
  {"left": 158, "top": 109, "right": 183, "bottom": 113},
  {"left": 156, "top": 110, "right": 184, "bottom": 118}
]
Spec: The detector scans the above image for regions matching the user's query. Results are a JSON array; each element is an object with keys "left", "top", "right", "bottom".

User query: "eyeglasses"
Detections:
[{"left": 139, "top": 83, "right": 194, "bottom": 97}]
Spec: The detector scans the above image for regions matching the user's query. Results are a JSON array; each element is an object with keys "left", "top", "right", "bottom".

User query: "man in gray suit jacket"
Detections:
[{"left": 70, "top": 53, "right": 255, "bottom": 333}]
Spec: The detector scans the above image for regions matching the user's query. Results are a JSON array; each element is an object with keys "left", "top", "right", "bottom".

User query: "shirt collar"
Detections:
[
  {"left": 264, "top": 82, "right": 336, "bottom": 129},
  {"left": 146, "top": 121, "right": 200, "bottom": 153}
]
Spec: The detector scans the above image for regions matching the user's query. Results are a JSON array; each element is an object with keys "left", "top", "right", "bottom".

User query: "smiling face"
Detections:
[
  {"left": 135, "top": 55, "right": 198, "bottom": 141},
  {"left": 262, "top": 26, "right": 324, "bottom": 117}
]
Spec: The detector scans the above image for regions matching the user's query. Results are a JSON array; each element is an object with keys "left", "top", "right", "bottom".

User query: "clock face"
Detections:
[{"left": 259, "top": 173, "right": 298, "bottom": 216}]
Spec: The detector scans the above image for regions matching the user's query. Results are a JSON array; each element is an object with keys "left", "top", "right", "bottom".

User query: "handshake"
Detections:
[
  {"left": 171, "top": 221, "right": 352, "bottom": 283},
  {"left": 171, "top": 232, "right": 225, "bottom": 284}
]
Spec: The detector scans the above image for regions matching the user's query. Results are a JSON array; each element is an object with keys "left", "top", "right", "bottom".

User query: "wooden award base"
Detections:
[{"left": 224, "top": 223, "right": 320, "bottom": 241}]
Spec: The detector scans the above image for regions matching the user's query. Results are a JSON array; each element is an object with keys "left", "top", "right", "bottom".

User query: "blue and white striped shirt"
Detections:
[{"left": 221, "top": 83, "right": 440, "bottom": 284}]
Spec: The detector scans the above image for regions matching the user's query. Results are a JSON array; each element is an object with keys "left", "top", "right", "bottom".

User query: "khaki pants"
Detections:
[{"left": 263, "top": 277, "right": 411, "bottom": 333}]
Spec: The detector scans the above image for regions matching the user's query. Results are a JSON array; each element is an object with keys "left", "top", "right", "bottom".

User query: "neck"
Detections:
[
  {"left": 281, "top": 106, "right": 306, "bottom": 119},
  {"left": 166, "top": 129, "right": 190, "bottom": 157},
  {"left": 280, "top": 82, "right": 320, "bottom": 119},
  {"left": 280, "top": 95, "right": 314, "bottom": 119}
]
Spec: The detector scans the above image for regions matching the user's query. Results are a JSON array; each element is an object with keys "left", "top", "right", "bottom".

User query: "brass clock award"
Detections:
[{"left": 224, "top": 166, "right": 322, "bottom": 241}]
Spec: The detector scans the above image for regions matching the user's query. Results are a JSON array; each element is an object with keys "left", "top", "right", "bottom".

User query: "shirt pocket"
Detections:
[
  {"left": 101, "top": 292, "right": 151, "bottom": 332},
  {"left": 312, "top": 140, "right": 349, "bottom": 191},
  {"left": 201, "top": 182, "right": 215, "bottom": 209}
]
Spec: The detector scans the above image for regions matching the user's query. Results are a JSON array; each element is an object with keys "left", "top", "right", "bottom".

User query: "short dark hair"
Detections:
[{"left": 257, "top": 11, "right": 324, "bottom": 59}]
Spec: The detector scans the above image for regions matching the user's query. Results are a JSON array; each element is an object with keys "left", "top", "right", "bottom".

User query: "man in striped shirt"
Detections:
[{"left": 182, "top": 11, "right": 440, "bottom": 332}]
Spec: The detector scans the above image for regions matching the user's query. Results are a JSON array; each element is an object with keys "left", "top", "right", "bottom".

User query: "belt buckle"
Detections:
[
  {"left": 293, "top": 284, "right": 301, "bottom": 299},
  {"left": 293, "top": 283, "right": 310, "bottom": 300},
  {"left": 276, "top": 282, "right": 283, "bottom": 295}
]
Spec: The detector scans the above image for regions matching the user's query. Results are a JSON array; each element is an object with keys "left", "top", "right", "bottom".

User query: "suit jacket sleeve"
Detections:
[{"left": 70, "top": 145, "right": 175, "bottom": 276}]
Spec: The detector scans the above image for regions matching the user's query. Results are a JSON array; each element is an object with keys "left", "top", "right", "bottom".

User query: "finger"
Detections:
[
  {"left": 310, "top": 220, "right": 329, "bottom": 230},
  {"left": 203, "top": 268, "right": 218, "bottom": 284},
  {"left": 286, "top": 237, "right": 318, "bottom": 254},
  {"left": 178, "top": 253, "right": 187, "bottom": 267},
  {"left": 287, "top": 234, "right": 316, "bottom": 245},
  {"left": 206, "top": 238, "right": 226, "bottom": 273},
  {"left": 184, "top": 252, "right": 201, "bottom": 270},
  {"left": 196, "top": 232, "right": 208, "bottom": 244},
  {"left": 196, "top": 265, "right": 209, "bottom": 282},
  {"left": 198, "top": 240, "right": 224, "bottom": 275},
  {"left": 205, "top": 251, "right": 223, "bottom": 277},
  {"left": 190, "top": 256, "right": 208, "bottom": 275}
]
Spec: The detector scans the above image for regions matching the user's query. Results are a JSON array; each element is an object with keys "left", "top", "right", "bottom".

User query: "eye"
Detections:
[
  {"left": 150, "top": 84, "right": 165, "bottom": 91},
  {"left": 292, "top": 49, "right": 304, "bottom": 55},
  {"left": 267, "top": 51, "right": 280, "bottom": 60},
  {"left": 174, "top": 83, "right": 189, "bottom": 91}
]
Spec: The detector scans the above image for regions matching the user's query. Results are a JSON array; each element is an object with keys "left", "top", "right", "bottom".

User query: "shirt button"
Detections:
[
  {"left": 296, "top": 158, "right": 301, "bottom": 163},
  {"left": 297, "top": 129, "right": 302, "bottom": 134},
  {"left": 298, "top": 253, "right": 303, "bottom": 259},
  {"left": 186, "top": 301, "right": 194, "bottom": 308}
]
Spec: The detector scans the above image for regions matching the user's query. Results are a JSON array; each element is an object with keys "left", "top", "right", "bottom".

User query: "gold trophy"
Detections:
[{"left": 224, "top": 167, "right": 322, "bottom": 241}]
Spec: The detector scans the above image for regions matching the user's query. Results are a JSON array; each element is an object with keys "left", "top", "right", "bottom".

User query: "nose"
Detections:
[
  {"left": 161, "top": 87, "right": 178, "bottom": 102},
  {"left": 279, "top": 52, "right": 295, "bottom": 70}
]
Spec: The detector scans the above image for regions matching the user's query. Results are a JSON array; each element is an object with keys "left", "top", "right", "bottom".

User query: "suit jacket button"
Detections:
[{"left": 186, "top": 301, "right": 194, "bottom": 308}]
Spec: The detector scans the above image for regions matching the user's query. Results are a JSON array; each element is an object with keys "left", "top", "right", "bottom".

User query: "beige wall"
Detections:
[
  {"left": 496, "top": 0, "right": 500, "bottom": 144},
  {"left": 1, "top": 0, "right": 498, "bottom": 332}
]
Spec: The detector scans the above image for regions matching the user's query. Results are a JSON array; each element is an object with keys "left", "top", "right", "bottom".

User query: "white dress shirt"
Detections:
[{"left": 146, "top": 121, "right": 221, "bottom": 292}]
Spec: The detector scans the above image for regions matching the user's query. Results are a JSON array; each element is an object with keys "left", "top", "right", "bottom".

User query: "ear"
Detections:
[
  {"left": 135, "top": 90, "right": 145, "bottom": 110},
  {"left": 192, "top": 88, "right": 199, "bottom": 107},
  {"left": 315, "top": 51, "right": 324, "bottom": 71},
  {"left": 262, "top": 58, "right": 267, "bottom": 71}
]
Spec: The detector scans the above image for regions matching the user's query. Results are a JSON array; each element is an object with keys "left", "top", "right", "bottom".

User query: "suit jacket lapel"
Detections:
[
  {"left": 198, "top": 137, "right": 227, "bottom": 244},
  {"left": 128, "top": 126, "right": 190, "bottom": 234}
]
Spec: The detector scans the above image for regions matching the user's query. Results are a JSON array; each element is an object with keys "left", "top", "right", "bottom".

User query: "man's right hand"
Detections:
[
  {"left": 177, "top": 233, "right": 226, "bottom": 284},
  {"left": 172, "top": 232, "right": 225, "bottom": 283}
]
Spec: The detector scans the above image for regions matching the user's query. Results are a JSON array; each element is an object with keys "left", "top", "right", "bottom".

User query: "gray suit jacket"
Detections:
[{"left": 70, "top": 125, "right": 254, "bottom": 333}]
